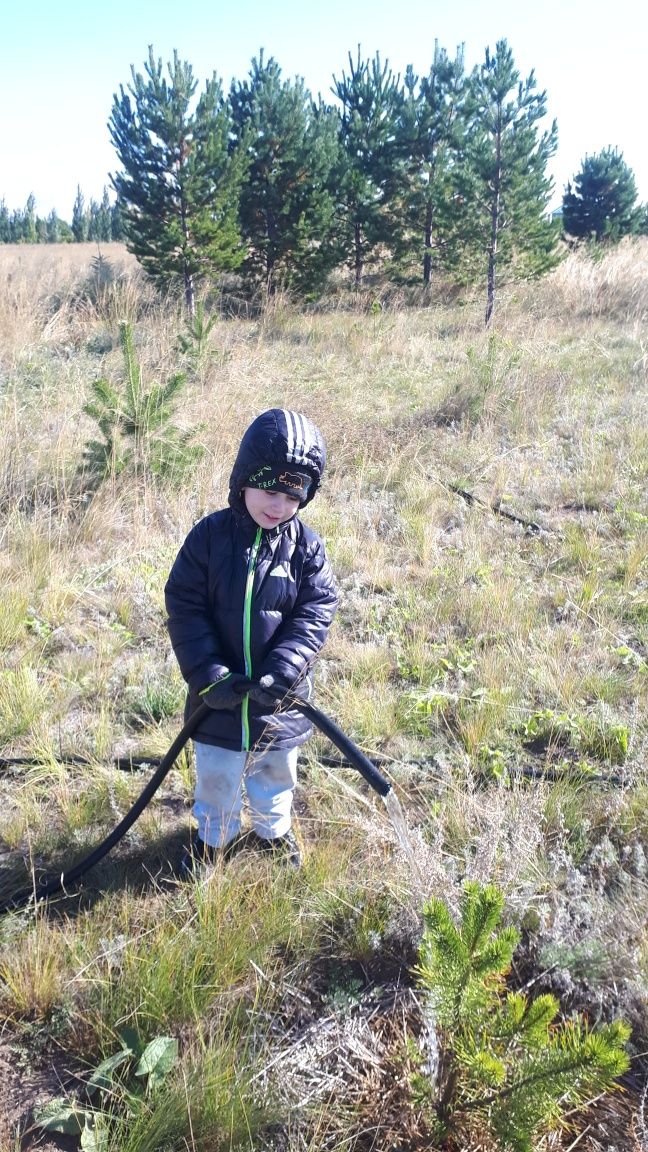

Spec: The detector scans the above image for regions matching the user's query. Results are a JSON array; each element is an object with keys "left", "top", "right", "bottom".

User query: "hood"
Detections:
[{"left": 228, "top": 409, "right": 326, "bottom": 519}]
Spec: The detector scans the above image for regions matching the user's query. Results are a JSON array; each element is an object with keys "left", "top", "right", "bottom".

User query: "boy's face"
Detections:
[{"left": 243, "top": 487, "right": 301, "bottom": 529}]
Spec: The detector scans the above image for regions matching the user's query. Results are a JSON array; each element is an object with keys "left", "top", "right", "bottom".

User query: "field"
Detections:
[{"left": 0, "top": 241, "right": 647, "bottom": 1151}]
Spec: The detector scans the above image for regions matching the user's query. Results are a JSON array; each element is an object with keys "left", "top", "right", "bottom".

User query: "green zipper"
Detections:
[{"left": 241, "top": 527, "right": 262, "bottom": 750}]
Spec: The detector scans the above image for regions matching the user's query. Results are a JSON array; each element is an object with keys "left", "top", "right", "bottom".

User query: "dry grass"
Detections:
[{"left": 0, "top": 240, "right": 647, "bottom": 1150}]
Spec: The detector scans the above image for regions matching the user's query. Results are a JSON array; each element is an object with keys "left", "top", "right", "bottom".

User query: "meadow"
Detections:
[{"left": 0, "top": 240, "right": 647, "bottom": 1151}]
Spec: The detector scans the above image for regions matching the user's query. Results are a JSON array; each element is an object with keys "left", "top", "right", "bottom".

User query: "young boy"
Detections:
[{"left": 164, "top": 408, "right": 338, "bottom": 869}]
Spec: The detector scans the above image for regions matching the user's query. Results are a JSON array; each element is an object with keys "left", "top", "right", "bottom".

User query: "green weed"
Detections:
[
  {"left": 0, "top": 666, "right": 48, "bottom": 744},
  {"left": 520, "top": 707, "right": 629, "bottom": 766},
  {"left": 33, "top": 1031, "right": 183, "bottom": 1150},
  {"left": 123, "top": 675, "right": 186, "bottom": 726}
]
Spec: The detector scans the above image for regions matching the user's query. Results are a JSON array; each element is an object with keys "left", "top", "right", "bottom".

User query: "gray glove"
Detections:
[
  {"left": 248, "top": 674, "right": 310, "bottom": 708},
  {"left": 199, "top": 674, "right": 251, "bottom": 710},
  {"left": 247, "top": 674, "right": 281, "bottom": 708}
]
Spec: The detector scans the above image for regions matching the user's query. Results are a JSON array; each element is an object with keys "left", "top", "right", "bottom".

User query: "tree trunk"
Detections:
[
  {"left": 265, "top": 206, "right": 278, "bottom": 295},
  {"left": 423, "top": 199, "right": 433, "bottom": 287},
  {"left": 485, "top": 242, "right": 496, "bottom": 327},
  {"left": 184, "top": 268, "right": 195, "bottom": 316},
  {"left": 354, "top": 222, "right": 363, "bottom": 287},
  {"left": 485, "top": 121, "right": 502, "bottom": 327},
  {"left": 180, "top": 189, "right": 195, "bottom": 316}
]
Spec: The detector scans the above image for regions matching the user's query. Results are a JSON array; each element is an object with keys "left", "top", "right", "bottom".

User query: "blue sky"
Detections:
[{"left": 3, "top": 0, "right": 646, "bottom": 218}]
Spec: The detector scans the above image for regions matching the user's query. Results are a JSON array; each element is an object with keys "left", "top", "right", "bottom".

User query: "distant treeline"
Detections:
[{"left": 0, "top": 188, "right": 124, "bottom": 244}]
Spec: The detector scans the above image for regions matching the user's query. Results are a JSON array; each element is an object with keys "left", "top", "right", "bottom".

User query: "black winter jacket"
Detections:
[{"left": 164, "top": 409, "right": 338, "bottom": 751}]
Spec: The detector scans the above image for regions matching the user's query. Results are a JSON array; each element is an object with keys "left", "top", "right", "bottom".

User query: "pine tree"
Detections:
[
  {"left": 111, "top": 199, "right": 125, "bottom": 241},
  {"left": 81, "top": 321, "right": 203, "bottom": 488},
  {"left": 229, "top": 52, "right": 343, "bottom": 296},
  {"left": 416, "top": 882, "right": 631, "bottom": 1150},
  {"left": 59, "top": 218, "right": 74, "bottom": 243},
  {"left": 72, "top": 185, "right": 89, "bottom": 242},
  {"left": 109, "top": 47, "right": 246, "bottom": 313},
  {"left": 23, "top": 194, "right": 37, "bottom": 243},
  {"left": 98, "top": 187, "right": 112, "bottom": 242},
  {"left": 87, "top": 198, "right": 101, "bottom": 242},
  {"left": 562, "top": 148, "right": 641, "bottom": 243},
  {"left": 9, "top": 209, "right": 23, "bottom": 242},
  {"left": 87, "top": 193, "right": 113, "bottom": 243},
  {"left": 40, "top": 209, "right": 71, "bottom": 243},
  {"left": 461, "top": 41, "right": 560, "bottom": 325},
  {"left": 0, "top": 201, "right": 10, "bottom": 243},
  {"left": 46, "top": 210, "right": 61, "bottom": 243},
  {"left": 332, "top": 48, "right": 404, "bottom": 286},
  {"left": 396, "top": 44, "right": 467, "bottom": 286}
]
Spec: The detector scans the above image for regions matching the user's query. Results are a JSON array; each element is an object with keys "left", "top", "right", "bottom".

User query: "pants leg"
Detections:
[
  {"left": 245, "top": 747, "right": 299, "bottom": 839},
  {"left": 193, "top": 742, "right": 247, "bottom": 848}
]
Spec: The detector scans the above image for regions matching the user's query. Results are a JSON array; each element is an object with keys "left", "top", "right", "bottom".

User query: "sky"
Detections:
[{"left": 3, "top": 0, "right": 647, "bottom": 219}]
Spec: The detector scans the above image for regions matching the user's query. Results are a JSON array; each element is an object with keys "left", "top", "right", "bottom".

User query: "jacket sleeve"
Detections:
[
  {"left": 257, "top": 536, "right": 338, "bottom": 688},
  {"left": 164, "top": 519, "right": 231, "bottom": 693}
]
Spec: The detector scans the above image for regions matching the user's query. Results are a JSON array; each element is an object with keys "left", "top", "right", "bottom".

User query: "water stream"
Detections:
[{"left": 382, "top": 788, "right": 429, "bottom": 893}]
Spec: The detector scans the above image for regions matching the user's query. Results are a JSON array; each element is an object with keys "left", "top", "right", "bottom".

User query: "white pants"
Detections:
[{"left": 193, "top": 741, "right": 299, "bottom": 848}]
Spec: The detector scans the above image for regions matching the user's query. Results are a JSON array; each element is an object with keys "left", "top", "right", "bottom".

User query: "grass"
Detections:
[{"left": 0, "top": 241, "right": 647, "bottom": 1149}]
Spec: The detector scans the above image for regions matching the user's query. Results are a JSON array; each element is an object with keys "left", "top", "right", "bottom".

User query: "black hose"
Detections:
[
  {"left": 0, "top": 695, "right": 391, "bottom": 914},
  {"left": 290, "top": 696, "right": 391, "bottom": 797},
  {"left": 0, "top": 704, "right": 209, "bottom": 914}
]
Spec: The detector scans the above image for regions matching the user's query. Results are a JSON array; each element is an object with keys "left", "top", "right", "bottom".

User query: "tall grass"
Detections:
[{"left": 0, "top": 241, "right": 647, "bottom": 1150}]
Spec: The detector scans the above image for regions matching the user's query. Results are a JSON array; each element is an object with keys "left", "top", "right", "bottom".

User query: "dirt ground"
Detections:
[{"left": 0, "top": 1037, "right": 80, "bottom": 1151}]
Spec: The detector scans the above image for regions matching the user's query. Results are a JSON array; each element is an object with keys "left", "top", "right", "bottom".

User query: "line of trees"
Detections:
[
  {"left": 108, "top": 40, "right": 561, "bottom": 323},
  {"left": 3, "top": 42, "right": 646, "bottom": 323},
  {"left": 0, "top": 187, "right": 124, "bottom": 245},
  {"left": 70, "top": 186, "right": 125, "bottom": 243}
]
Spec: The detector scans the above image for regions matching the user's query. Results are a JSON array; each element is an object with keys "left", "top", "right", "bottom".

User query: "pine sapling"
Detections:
[
  {"left": 80, "top": 321, "right": 203, "bottom": 489},
  {"left": 415, "top": 881, "right": 630, "bottom": 1150}
]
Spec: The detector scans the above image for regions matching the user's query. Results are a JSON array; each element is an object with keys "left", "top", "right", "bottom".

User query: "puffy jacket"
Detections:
[{"left": 164, "top": 409, "right": 338, "bottom": 751}]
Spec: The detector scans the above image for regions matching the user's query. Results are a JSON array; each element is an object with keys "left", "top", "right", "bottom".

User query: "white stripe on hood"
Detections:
[{"left": 282, "top": 409, "right": 314, "bottom": 466}]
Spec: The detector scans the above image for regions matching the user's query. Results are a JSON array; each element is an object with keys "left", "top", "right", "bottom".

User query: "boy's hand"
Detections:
[
  {"left": 247, "top": 674, "right": 281, "bottom": 708},
  {"left": 248, "top": 674, "right": 310, "bottom": 708},
  {"left": 200, "top": 674, "right": 252, "bottom": 710}
]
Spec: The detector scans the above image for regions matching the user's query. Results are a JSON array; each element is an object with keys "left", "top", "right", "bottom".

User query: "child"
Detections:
[{"left": 165, "top": 408, "right": 338, "bottom": 869}]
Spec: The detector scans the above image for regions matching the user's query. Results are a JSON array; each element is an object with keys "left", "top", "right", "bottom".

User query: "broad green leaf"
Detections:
[
  {"left": 86, "top": 1049, "right": 131, "bottom": 1095},
  {"left": 33, "top": 1097, "right": 88, "bottom": 1135},
  {"left": 81, "top": 1116, "right": 110, "bottom": 1152},
  {"left": 135, "top": 1035, "right": 178, "bottom": 1080},
  {"left": 117, "top": 1025, "right": 142, "bottom": 1055}
]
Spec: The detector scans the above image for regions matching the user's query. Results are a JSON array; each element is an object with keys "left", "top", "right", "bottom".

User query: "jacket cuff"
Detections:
[
  {"left": 189, "top": 665, "right": 230, "bottom": 694},
  {"left": 199, "top": 673, "right": 232, "bottom": 696}
]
